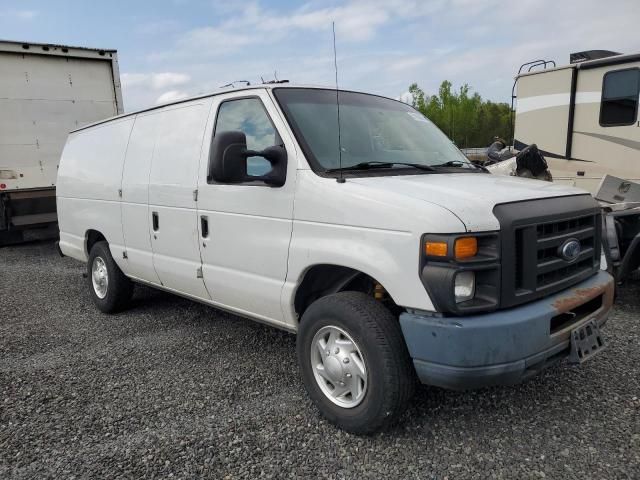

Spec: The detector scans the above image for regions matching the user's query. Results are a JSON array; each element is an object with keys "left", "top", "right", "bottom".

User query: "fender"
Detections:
[{"left": 280, "top": 220, "right": 438, "bottom": 328}]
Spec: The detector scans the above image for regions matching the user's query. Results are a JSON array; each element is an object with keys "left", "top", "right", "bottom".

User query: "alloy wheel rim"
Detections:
[
  {"left": 310, "top": 325, "right": 368, "bottom": 408},
  {"left": 91, "top": 256, "right": 109, "bottom": 299}
]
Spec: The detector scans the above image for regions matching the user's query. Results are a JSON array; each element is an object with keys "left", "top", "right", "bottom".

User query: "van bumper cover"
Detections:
[{"left": 399, "top": 270, "right": 615, "bottom": 390}]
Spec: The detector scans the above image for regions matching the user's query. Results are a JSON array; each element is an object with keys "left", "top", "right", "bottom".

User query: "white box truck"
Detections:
[
  {"left": 57, "top": 85, "right": 614, "bottom": 434},
  {"left": 0, "top": 40, "right": 123, "bottom": 245}
]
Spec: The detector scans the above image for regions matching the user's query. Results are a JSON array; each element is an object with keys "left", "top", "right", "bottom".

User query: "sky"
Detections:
[{"left": 1, "top": 0, "right": 639, "bottom": 112}]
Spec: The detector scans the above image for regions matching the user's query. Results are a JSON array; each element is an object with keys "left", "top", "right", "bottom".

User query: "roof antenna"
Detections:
[{"left": 332, "top": 22, "right": 345, "bottom": 183}]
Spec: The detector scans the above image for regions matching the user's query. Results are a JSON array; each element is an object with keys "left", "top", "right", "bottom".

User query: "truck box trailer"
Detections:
[{"left": 0, "top": 40, "right": 123, "bottom": 244}]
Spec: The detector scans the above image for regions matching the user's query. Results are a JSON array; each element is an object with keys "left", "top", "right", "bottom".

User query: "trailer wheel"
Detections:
[
  {"left": 297, "top": 291, "right": 415, "bottom": 434},
  {"left": 87, "top": 241, "right": 133, "bottom": 313}
]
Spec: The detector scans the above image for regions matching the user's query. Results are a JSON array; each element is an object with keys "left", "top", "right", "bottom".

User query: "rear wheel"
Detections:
[
  {"left": 297, "top": 291, "right": 415, "bottom": 434},
  {"left": 87, "top": 241, "right": 133, "bottom": 313}
]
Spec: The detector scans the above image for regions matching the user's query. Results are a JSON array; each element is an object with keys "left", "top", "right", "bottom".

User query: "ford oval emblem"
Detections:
[{"left": 559, "top": 238, "right": 581, "bottom": 262}]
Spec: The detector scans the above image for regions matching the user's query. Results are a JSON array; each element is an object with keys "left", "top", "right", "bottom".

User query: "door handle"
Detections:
[
  {"left": 200, "top": 215, "right": 209, "bottom": 238},
  {"left": 152, "top": 211, "right": 159, "bottom": 231}
]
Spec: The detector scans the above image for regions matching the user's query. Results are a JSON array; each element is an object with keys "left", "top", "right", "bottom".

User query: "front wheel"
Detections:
[
  {"left": 87, "top": 241, "right": 133, "bottom": 313},
  {"left": 297, "top": 292, "right": 415, "bottom": 434}
]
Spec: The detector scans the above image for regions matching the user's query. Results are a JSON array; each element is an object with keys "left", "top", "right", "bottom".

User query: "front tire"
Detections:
[
  {"left": 87, "top": 241, "right": 133, "bottom": 313},
  {"left": 297, "top": 292, "right": 415, "bottom": 434}
]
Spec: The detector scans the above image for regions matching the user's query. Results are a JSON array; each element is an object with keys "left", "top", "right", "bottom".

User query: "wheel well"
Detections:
[
  {"left": 86, "top": 229, "right": 106, "bottom": 256},
  {"left": 294, "top": 265, "right": 396, "bottom": 318}
]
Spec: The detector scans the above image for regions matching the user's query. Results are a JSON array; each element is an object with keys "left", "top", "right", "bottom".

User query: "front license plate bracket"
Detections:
[{"left": 569, "top": 319, "right": 606, "bottom": 364}]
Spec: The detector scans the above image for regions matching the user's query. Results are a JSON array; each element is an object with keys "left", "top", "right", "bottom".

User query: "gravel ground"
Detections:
[{"left": 1, "top": 239, "right": 639, "bottom": 479}]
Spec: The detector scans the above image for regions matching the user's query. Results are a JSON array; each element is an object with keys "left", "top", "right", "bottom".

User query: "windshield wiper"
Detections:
[
  {"left": 431, "top": 160, "right": 489, "bottom": 172},
  {"left": 326, "top": 161, "right": 437, "bottom": 172}
]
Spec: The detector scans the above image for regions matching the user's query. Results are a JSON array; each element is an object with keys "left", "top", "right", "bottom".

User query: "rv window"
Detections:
[{"left": 600, "top": 68, "right": 640, "bottom": 127}]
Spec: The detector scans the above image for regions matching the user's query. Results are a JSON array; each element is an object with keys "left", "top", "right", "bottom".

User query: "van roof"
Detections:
[
  {"left": 517, "top": 51, "right": 640, "bottom": 79},
  {"left": 69, "top": 83, "right": 384, "bottom": 134}
]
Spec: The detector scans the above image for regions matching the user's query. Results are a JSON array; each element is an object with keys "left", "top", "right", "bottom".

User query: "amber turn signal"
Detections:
[
  {"left": 454, "top": 237, "right": 478, "bottom": 259},
  {"left": 425, "top": 241, "right": 448, "bottom": 257}
]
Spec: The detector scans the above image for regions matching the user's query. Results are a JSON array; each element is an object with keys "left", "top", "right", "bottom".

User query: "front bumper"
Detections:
[{"left": 400, "top": 270, "right": 615, "bottom": 390}]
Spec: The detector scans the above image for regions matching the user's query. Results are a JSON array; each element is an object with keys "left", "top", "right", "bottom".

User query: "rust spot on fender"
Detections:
[{"left": 552, "top": 285, "right": 606, "bottom": 313}]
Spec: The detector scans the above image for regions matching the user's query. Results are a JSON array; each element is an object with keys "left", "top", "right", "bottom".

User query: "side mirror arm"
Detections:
[
  {"left": 241, "top": 146, "right": 287, "bottom": 187},
  {"left": 242, "top": 147, "right": 280, "bottom": 162}
]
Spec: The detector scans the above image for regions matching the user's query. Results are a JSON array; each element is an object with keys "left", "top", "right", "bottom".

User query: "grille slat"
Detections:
[
  {"left": 536, "top": 247, "right": 595, "bottom": 275},
  {"left": 536, "top": 226, "right": 595, "bottom": 249}
]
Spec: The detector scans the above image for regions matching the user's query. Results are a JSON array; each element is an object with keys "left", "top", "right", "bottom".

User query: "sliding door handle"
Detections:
[
  {"left": 200, "top": 215, "right": 209, "bottom": 238},
  {"left": 152, "top": 211, "right": 159, "bottom": 231}
]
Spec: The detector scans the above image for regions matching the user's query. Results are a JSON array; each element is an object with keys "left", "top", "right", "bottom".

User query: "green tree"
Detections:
[{"left": 408, "top": 81, "right": 511, "bottom": 148}]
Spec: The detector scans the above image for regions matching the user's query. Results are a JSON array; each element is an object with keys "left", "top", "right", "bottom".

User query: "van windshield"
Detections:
[{"left": 273, "top": 88, "right": 473, "bottom": 173}]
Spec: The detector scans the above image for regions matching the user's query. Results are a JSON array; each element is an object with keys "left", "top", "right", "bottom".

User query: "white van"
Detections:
[{"left": 57, "top": 85, "right": 614, "bottom": 434}]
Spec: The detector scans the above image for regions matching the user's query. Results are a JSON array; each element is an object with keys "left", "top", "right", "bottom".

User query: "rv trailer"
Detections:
[
  {"left": 0, "top": 40, "right": 123, "bottom": 245},
  {"left": 504, "top": 51, "right": 640, "bottom": 282},
  {"left": 512, "top": 50, "right": 639, "bottom": 193}
]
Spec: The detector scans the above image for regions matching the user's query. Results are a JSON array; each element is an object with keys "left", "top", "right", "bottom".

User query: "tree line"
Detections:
[{"left": 408, "top": 81, "right": 512, "bottom": 149}]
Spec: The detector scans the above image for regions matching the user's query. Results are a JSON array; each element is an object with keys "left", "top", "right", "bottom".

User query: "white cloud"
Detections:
[
  {"left": 151, "top": 0, "right": 440, "bottom": 61},
  {"left": 152, "top": 72, "right": 191, "bottom": 89},
  {"left": 258, "top": 2, "right": 390, "bottom": 41},
  {"left": 388, "top": 57, "right": 425, "bottom": 72},
  {"left": 136, "top": 19, "right": 181, "bottom": 36},
  {"left": 398, "top": 91, "right": 414, "bottom": 104},
  {"left": 119, "top": 0, "right": 640, "bottom": 110},
  {"left": 121, "top": 73, "right": 192, "bottom": 110},
  {"left": 155, "top": 90, "right": 190, "bottom": 105},
  {"left": 122, "top": 72, "right": 191, "bottom": 89},
  {"left": 420, "top": 0, "right": 640, "bottom": 102},
  {"left": 177, "top": 27, "right": 254, "bottom": 51}
]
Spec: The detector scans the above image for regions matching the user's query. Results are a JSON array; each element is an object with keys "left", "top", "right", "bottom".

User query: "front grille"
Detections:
[
  {"left": 521, "top": 214, "right": 598, "bottom": 291},
  {"left": 494, "top": 196, "right": 601, "bottom": 309}
]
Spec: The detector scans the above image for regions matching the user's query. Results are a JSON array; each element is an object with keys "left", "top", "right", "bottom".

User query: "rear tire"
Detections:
[
  {"left": 297, "top": 291, "right": 415, "bottom": 434},
  {"left": 87, "top": 241, "right": 133, "bottom": 313}
]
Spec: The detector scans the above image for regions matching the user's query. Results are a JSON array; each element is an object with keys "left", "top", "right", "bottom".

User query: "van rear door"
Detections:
[{"left": 147, "top": 100, "right": 212, "bottom": 300}]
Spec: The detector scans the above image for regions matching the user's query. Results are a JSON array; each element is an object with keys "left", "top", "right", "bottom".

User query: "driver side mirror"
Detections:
[{"left": 208, "top": 131, "right": 287, "bottom": 187}]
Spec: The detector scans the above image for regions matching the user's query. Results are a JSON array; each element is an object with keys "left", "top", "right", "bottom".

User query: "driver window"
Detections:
[{"left": 215, "top": 98, "right": 279, "bottom": 176}]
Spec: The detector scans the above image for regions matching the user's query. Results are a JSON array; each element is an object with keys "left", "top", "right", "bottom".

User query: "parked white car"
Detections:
[{"left": 57, "top": 85, "right": 614, "bottom": 434}]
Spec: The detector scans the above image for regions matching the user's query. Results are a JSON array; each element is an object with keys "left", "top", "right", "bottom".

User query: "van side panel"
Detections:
[
  {"left": 147, "top": 100, "right": 211, "bottom": 299},
  {"left": 120, "top": 113, "right": 161, "bottom": 284},
  {"left": 57, "top": 118, "right": 134, "bottom": 262}
]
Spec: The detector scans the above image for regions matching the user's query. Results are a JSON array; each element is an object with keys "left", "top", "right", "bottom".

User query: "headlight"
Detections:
[
  {"left": 421, "top": 232, "right": 500, "bottom": 314},
  {"left": 425, "top": 236, "right": 478, "bottom": 260},
  {"left": 454, "top": 271, "right": 475, "bottom": 303}
]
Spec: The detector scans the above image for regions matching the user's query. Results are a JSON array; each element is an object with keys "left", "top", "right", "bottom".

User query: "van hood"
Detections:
[{"left": 348, "top": 173, "right": 589, "bottom": 231}]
